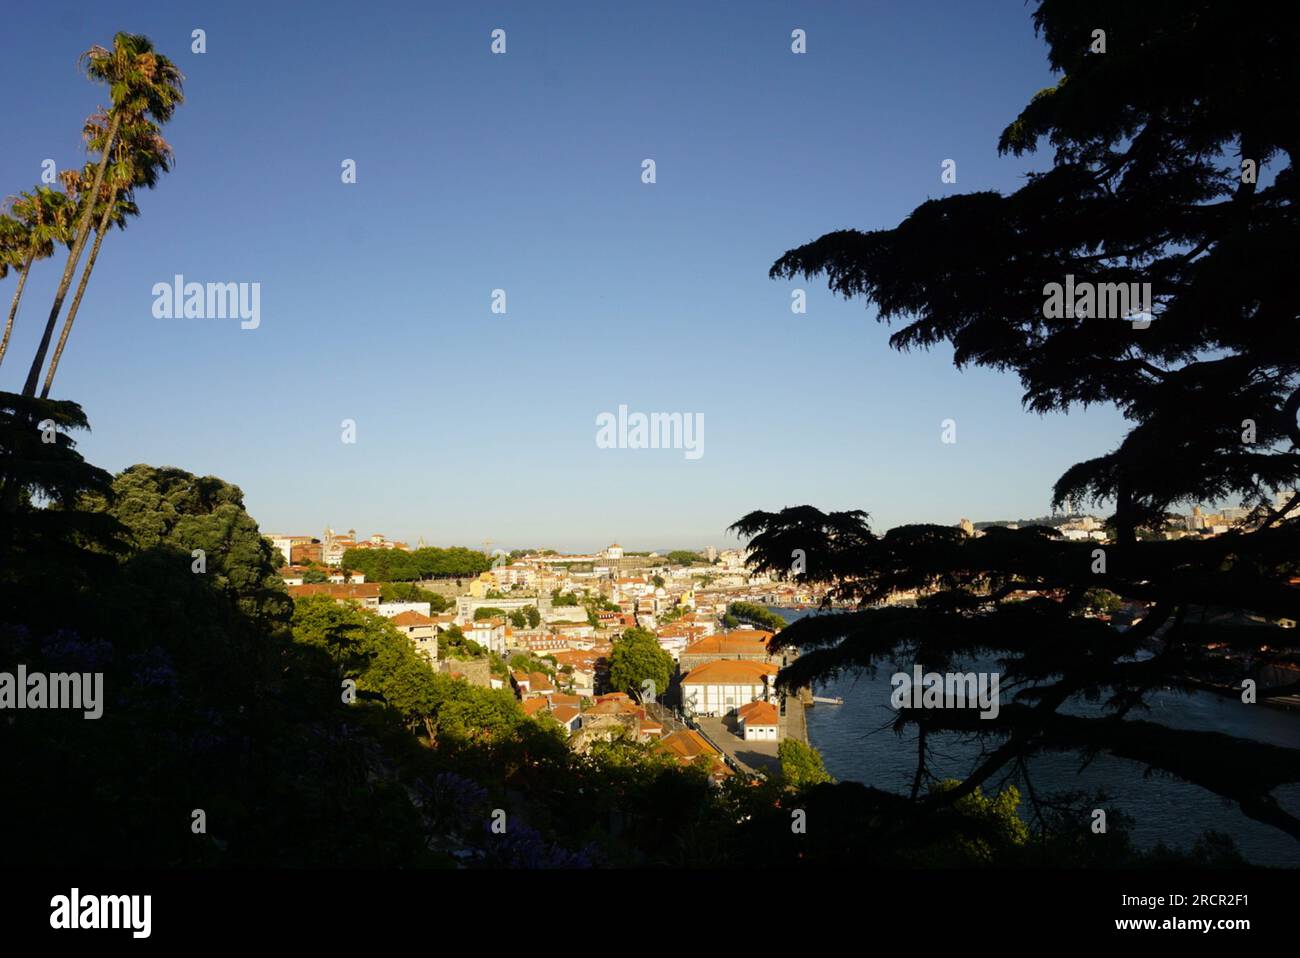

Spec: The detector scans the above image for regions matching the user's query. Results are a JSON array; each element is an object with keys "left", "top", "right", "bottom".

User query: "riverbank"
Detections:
[{"left": 775, "top": 608, "right": 1300, "bottom": 867}]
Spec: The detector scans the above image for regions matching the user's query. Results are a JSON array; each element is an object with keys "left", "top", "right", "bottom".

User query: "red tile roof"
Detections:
[
  {"left": 391, "top": 610, "right": 434, "bottom": 626},
  {"left": 287, "top": 583, "right": 381, "bottom": 600},
  {"left": 681, "top": 659, "right": 779, "bottom": 685},
  {"left": 683, "top": 633, "right": 773, "bottom": 656},
  {"left": 656, "top": 729, "right": 720, "bottom": 760},
  {"left": 552, "top": 705, "right": 581, "bottom": 725},
  {"left": 735, "top": 700, "right": 778, "bottom": 725}
]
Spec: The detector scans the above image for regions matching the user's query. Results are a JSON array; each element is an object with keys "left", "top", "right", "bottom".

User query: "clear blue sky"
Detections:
[{"left": 2, "top": 0, "right": 1129, "bottom": 552}]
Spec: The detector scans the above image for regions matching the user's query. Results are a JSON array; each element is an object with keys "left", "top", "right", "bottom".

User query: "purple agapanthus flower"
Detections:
[
  {"left": 37, "top": 628, "right": 114, "bottom": 670},
  {"left": 478, "top": 820, "right": 596, "bottom": 868},
  {"left": 127, "top": 647, "right": 179, "bottom": 689}
]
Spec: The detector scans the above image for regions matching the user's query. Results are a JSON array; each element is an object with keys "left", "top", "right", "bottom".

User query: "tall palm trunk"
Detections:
[
  {"left": 21, "top": 110, "right": 120, "bottom": 398},
  {"left": 41, "top": 201, "right": 113, "bottom": 398},
  {"left": 0, "top": 248, "right": 36, "bottom": 370}
]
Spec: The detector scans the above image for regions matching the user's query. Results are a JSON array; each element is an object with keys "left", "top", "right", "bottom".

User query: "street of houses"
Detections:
[{"left": 278, "top": 540, "right": 806, "bottom": 782}]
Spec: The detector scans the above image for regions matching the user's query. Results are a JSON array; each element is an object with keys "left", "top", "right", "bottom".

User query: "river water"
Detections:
[{"left": 778, "top": 609, "right": 1300, "bottom": 866}]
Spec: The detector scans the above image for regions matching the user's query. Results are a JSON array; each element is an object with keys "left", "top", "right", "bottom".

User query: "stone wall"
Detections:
[{"left": 439, "top": 657, "right": 491, "bottom": 688}]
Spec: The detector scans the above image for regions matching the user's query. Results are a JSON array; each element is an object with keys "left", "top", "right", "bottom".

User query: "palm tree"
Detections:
[
  {"left": 21, "top": 32, "right": 183, "bottom": 398},
  {"left": 0, "top": 213, "right": 30, "bottom": 365},
  {"left": 0, "top": 218, "right": 17, "bottom": 280},
  {"left": 0, "top": 188, "right": 74, "bottom": 371},
  {"left": 40, "top": 116, "right": 173, "bottom": 398}
]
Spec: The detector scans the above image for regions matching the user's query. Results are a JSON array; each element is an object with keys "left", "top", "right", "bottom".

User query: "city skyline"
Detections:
[{"left": 266, "top": 489, "right": 1278, "bottom": 558}]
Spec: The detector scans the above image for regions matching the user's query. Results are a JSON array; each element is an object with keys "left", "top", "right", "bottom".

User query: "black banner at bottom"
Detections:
[{"left": 1, "top": 866, "right": 1294, "bottom": 943}]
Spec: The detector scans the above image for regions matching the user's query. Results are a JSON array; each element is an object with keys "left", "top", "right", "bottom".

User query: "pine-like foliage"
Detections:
[{"left": 747, "top": 0, "right": 1300, "bottom": 842}]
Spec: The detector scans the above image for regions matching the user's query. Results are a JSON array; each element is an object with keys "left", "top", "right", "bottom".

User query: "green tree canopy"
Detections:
[
  {"left": 608, "top": 627, "right": 672, "bottom": 701},
  {"left": 778, "top": 739, "right": 833, "bottom": 789},
  {"left": 726, "top": 601, "right": 786, "bottom": 632},
  {"left": 439, "top": 624, "right": 486, "bottom": 661},
  {"left": 666, "top": 550, "right": 705, "bottom": 566},
  {"left": 342, "top": 545, "right": 492, "bottom": 583},
  {"left": 86, "top": 463, "right": 292, "bottom": 635},
  {"left": 378, "top": 581, "right": 451, "bottom": 612}
]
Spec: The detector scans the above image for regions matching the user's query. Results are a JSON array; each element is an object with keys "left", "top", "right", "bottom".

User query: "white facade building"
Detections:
[
  {"left": 464, "top": 618, "right": 507, "bottom": 655},
  {"left": 375, "top": 601, "right": 433, "bottom": 619},
  {"left": 736, "top": 700, "right": 779, "bottom": 741},
  {"left": 680, "top": 660, "right": 778, "bottom": 717}
]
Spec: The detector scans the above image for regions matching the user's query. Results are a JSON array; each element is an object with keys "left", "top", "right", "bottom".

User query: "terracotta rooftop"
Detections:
[
  {"left": 735, "top": 700, "right": 779, "bottom": 725},
  {"left": 681, "top": 659, "right": 779, "bottom": 685},
  {"left": 390, "top": 610, "right": 434, "bottom": 626},
  {"left": 656, "top": 729, "right": 721, "bottom": 761},
  {"left": 287, "top": 583, "right": 381, "bottom": 599},
  {"left": 551, "top": 705, "right": 581, "bottom": 724},
  {"left": 683, "top": 633, "right": 773, "bottom": 656}
]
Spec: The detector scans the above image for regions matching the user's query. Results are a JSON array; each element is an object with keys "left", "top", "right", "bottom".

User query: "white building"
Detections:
[
  {"left": 614, "top": 577, "right": 652, "bottom": 603},
  {"left": 735, "top": 699, "right": 779, "bottom": 741},
  {"left": 389, "top": 611, "right": 438, "bottom": 666},
  {"left": 680, "top": 659, "right": 778, "bottom": 718},
  {"left": 552, "top": 621, "right": 596, "bottom": 641},
  {"left": 567, "top": 668, "right": 596, "bottom": 697},
  {"left": 490, "top": 564, "right": 539, "bottom": 591},
  {"left": 464, "top": 618, "right": 507, "bottom": 655},
  {"left": 456, "top": 595, "right": 540, "bottom": 626},
  {"left": 543, "top": 605, "right": 589, "bottom": 626},
  {"left": 657, "top": 634, "right": 689, "bottom": 660},
  {"left": 267, "top": 535, "right": 296, "bottom": 566},
  {"left": 375, "top": 601, "right": 432, "bottom": 619}
]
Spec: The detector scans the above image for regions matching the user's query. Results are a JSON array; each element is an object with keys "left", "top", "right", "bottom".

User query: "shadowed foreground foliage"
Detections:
[
  {"left": 741, "top": 0, "right": 1300, "bottom": 848},
  {"left": 0, "top": 395, "right": 1252, "bottom": 867}
]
